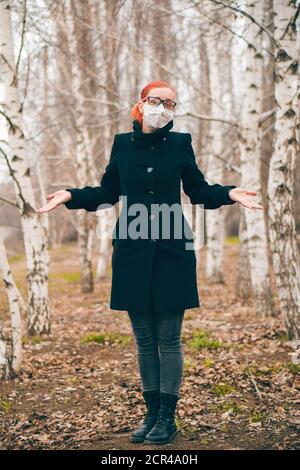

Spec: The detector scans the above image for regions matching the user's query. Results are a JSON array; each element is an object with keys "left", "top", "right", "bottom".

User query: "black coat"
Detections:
[{"left": 64, "top": 119, "right": 237, "bottom": 313}]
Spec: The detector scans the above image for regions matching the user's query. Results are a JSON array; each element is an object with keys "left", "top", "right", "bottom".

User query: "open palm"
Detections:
[
  {"left": 36, "top": 190, "right": 71, "bottom": 214},
  {"left": 228, "top": 187, "right": 263, "bottom": 210}
]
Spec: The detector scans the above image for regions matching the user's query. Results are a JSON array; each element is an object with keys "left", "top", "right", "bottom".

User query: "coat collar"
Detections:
[{"left": 131, "top": 119, "right": 173, "bottom": 142}]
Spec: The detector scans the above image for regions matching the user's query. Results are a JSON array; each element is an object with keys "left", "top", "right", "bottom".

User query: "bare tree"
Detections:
[
  {"left": 0, "top": 0, "right": 51, "bottom": 335},
  {"left": 268, "top": 0, "right": 300, "bottom": 339},
  {"left": 62, "top": 0, "right": 97, "bottom": 293},
  {"left": 0, "top": 234, "right": 23, "bottom": 379},
  {"left": 237, "top": 0, "right": 275, "bottom": 315}
]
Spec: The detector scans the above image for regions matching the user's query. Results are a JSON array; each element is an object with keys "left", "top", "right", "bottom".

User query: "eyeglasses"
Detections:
[{"left": 143, "top": 96, "right": 177, "bottom": 111}]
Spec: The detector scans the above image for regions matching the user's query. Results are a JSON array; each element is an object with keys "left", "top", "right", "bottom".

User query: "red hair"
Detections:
[{"left": 131, "top": 80, "right": 176, "bottom": 128}]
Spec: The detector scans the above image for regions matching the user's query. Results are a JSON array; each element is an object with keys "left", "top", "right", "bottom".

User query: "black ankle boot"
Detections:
[
  {"left": 143, "top": 392, "right": 180, "bottom": 445},
  {"left": 130, "top": 389, "right": 160, "bottom": 443}
]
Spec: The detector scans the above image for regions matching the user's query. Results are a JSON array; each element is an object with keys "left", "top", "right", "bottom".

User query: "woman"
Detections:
[{"left": 37, "top": 80, "right": 263, "bottom": 446}]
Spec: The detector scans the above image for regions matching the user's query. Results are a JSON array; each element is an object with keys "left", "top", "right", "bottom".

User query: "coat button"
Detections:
[
  {"left": 147, "top": 167, "right": 153, "bottom": 173},
  {"left": 131, "top": 137, "right": 134, "bottom": 141},
  {"left": 151, "top": 146, "right": 154, "bottom": 150},
  {"left": 163, "top": 137, "right": 167, "bottom": 141},
  {"left": 148, "top": 190, "right": 154, "bottom": 196}
]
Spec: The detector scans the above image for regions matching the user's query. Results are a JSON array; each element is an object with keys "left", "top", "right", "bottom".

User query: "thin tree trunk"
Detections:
[
  {"left": 95, "top": 0, "right": 122, "bottom": 278},
  {"left": 96, "top": 208, "right": 114, "bottom": 279},
  {"left": 268, "top": 0, "right": 300, "bottom": 339},
  {"left": 0, "top": 324, "right": 9, "bottom": 380},
  {"left": 238, "top": 0, "right": 275, "bottom": 315},
  {"left": 63, "top": 0, "right": 95, "bottom": 293},
  {"left": 0, "top": 0, "right": 51, "bottom": 335},
  {"left": 205, "top": 27, "right": 226, "bottom": 282},
  {"left": 236, "top": 210, "right": 252, "bottom": 300},
  {"left": 0, "top": 235, "right": 23, "bottom": 379}
]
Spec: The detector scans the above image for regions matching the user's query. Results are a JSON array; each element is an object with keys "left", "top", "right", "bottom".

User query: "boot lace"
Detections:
[{"left": 153, "top": 406, "right": 172, "bottom": 430}]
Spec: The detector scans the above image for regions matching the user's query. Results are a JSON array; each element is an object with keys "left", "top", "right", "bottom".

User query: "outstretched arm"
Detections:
[
  {"left": 37, "top": 135, "right": 121, "bottom": 214},
  {"left": 181, "top": 133, "right": 263, "bottom": 211}
]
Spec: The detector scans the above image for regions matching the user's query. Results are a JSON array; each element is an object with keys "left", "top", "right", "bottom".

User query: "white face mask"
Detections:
[{"left": 143, "top": 102, "right": 174, "bottom": 129}]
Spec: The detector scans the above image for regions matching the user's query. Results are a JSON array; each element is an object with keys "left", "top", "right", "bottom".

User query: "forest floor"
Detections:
[{"left": 0, "top": 240, "right": 299, "bottom": 450}]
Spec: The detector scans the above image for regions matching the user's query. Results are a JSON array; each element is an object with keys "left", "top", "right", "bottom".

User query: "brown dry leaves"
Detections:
[{"left": 0, "top": 243, "right": 299, "bottom": 450}]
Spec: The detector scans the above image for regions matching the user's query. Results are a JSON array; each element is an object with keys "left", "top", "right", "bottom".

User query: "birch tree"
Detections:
[
  {"left": 268, "top": 0, "right": 300, "bottom": 339},
  {"left": 0, "top": 0, "right": 51, "bottom": 335},
  {"left": 236, "top": 210, "right": 252, "bottom": 300},
  {"left": 63, "top": 0, "right": 96, "bottom": 293},
  {"left": 238, "top": 0, "right": 275, "bottom": 315},
  {"left": 0, "top": 234, "right": 23, "bottom": 379},
  {"left": 205, "top": 31, "right": 226, "bottom": 282},
  {"left": 95, "top": 0, "right": 122, "bottom": 279}
]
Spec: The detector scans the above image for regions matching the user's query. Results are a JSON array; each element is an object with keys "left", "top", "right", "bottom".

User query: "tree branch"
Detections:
[
  {"left": 0, "top": 195, "right": 18, "bottom": 208},
  {"left": 206, "top": 0, "right": 279, "bottom": 47}
]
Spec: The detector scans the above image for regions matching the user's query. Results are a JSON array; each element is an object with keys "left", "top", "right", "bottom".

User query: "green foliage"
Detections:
[
  {"left": 184, "top": 313, "right": 193, "bottom": 321},
  {"left": 225, "top": 236, "right": 240, "bottom": 245},
  {"left": 244, "top": 361, "right": 300, "bottom": 381},
  {"left": 49, "top": 271, "right": 81, "bottom": 282},
  {"left": 58, "top": 243, "right": 74, "bottom": 252},
  {"left": 70, "top": 376, "right": 81, "bottom": 384},
  {"left": 80, "top": 331, "right": 131, "bottom": 346},
  {"left": 1, "top": 399, "right": 12, "bottom": 414},
  {"left": 211, "top": 382, "right": 235, "bottom": 397},
  {"left": 199, "top": 437, "right": 210, "bottom": 445},
  {"left": 286, "top": 362, "right": 300, "bottom": 375},
  {"left": 203, "top": 358, "right": 215, "bottom": 368},
  {"left": 274, "top": 333, "right": 289, "bottom": 342},
  {"left": 187, "top": 330, "right": 224, "bottom": 350},
  {"left": 22, "top": 335, "right": 43, "bottom": 345},
  {"left": 221, "top": 400, "right": 242, "bottom": 414},
  {"left": 244, "top": 363, "right": 284, "bottom": 376},
  {"left": 175, "top": 418, "right": 197, "bottom": 439},
  {"left": 184, "top": 358, "right": 196, "bottom": 371},
  {"left": 220, "top": 424, "right": 229, "bottom": 433},
  {"left": 7, "top": 254, "right": 24, "bottom": 263},
  {"left": 249, "top": 410, "right": 265, "bottom": 423}
]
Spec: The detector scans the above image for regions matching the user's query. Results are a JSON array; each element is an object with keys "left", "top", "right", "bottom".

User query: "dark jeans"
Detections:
[{"left": 127, "top": 307, "right": 185, "bottom": 397}]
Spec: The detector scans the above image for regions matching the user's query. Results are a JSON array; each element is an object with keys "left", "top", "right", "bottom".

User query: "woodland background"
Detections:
[{"left": 0, "top": 0, "right": 299, "bottom": 450}]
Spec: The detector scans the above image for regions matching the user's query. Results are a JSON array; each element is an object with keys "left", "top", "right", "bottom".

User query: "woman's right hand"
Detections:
[{"left": 36, "top": 190, "right": 72, "bottom": 214}]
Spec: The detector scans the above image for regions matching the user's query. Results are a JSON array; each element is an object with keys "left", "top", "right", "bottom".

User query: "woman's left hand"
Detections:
[{"left": 228, "top": 187, "right": 263, "bottom": 210}]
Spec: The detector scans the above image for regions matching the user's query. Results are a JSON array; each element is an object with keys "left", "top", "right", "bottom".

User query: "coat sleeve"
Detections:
[
  {"left": 181, "top": 133, "right": 237, "bottom": 210},
  {"left": 63, "top": 134, "right": 121, "bottom": 212}
]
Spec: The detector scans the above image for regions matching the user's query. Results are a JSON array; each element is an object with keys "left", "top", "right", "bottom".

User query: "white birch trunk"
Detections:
[
  {"left": 238, "top": 0, "right": 274, "bottom": 315},
  {"left": 0, "top": 235, "right": 23, "bottom": 379},
  {"left": 63, "top": 0, "right": 96, "bottom": 292},
  {"left": 268, "top": 0, "right": 300, "bottom": 339},
  {"left": 96, "top": 208, "right": 116, "bottom": 279},
  {"left": 205, "top": 33, "right": 226, "bottom": 282},
  {"left": 95, "top": 129, "right": 112, "bottom": 280},
  {"left": 236, "top": 210, "right": 252, "bottom": 300},
  {"left": 0, "top": 325, "right": 9, "bottom": 380},
  {"left": 0, "top": 1, "right": 51, "bottom": 335},
  {"left": 36, "top": 46, "right": 50, "bottom": 251},
  {"left": 95, "top": 1, "right": 122, "bottom": 280}
]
